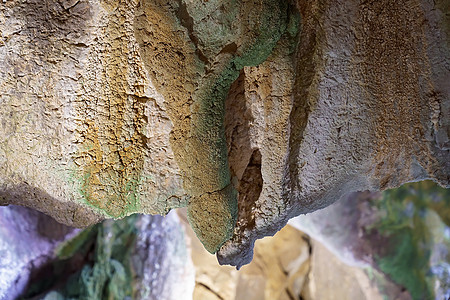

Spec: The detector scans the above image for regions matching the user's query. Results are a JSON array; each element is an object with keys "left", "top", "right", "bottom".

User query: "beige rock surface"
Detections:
[
  {"left": 179, "top": 208, "right": 311, "bottom": 300},
  {"left": 0, "top": 0, "right": 186, "bottom": 227},
  {"left": 302, "top": 240, "right": 408, "bottom": 300},
  {"left": 1, "top": 0, "right": 448, "bottom": 266},
  {"left": 182, "top": 208, "right": 397, "bottom": 300}
]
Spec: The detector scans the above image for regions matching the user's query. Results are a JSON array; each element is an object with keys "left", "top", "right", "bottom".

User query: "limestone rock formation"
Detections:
[
  {"left": 0, "top": 205, "right": 77, "bottom": 300},
  {"left": 178, "top": 208, "right": 312, "bottom": 300},
  {"left": 1, "top": 0, "right": 449, "bottom": 267},
  {"left": 0, "top": 207, "right": 194, "bottom": 300}
]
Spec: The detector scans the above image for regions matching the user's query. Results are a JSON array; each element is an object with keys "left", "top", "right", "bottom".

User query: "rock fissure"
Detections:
[{"left": 0, "top": 0, "right": 448, "bottom": 269}]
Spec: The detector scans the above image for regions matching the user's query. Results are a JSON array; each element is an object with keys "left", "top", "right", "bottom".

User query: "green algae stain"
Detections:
[
  {"left": 56, "top": 226, "right": 98, "bottom": 260},
  {"left": 70, "top": 115, "right": 145, "bottom": 219},
  {"left": 190, "top": 0, "right": 299, "bottom": 193},
  {"left": 371, "top": 181, "right": 450, "bottom": 300},
  {"left": 187, "top": 0, "right": 294, "bottom": 192},
  {"left": 185, "top": 0, "right": 300, "bottom": 252},
  {"left": 70, "top": 2, "right": 153, "bottom": 219}
]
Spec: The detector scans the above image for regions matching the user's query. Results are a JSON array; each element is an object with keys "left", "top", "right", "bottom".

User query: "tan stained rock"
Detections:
[
  {"left": 0, "top": 0, "right": 448, "bottom": 265},
  {"left": 178, "top": 207, "right": 311, "bottom": 300},
  {"left": 301, "top": 240, "right": 409, "bottom": 300},
  {"left": 0, "top": 0, "right": 186, "bottom": 227}
]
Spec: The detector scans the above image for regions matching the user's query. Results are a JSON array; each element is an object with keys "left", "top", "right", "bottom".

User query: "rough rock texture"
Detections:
[
  {"left": 177, "top": 208, "right": 312, "bottom": 300},
  {"left": 1, "top": 0, "right": 449, "bottom": 265},
  {"left": 217, "top": 0, "right": 450, "bottom": 267},
  {"left": 0, "top": 0, "right": 187, "bottom": 227}
]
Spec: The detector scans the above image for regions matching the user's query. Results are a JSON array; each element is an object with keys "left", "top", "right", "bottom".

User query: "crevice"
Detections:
[
  {"left": 196, "top": 282, "right": 225, "bottom": 300},
  {"left": 286, "top": 287, "right": 296, "bottom": 300},
  {"left": 224, "top": 70, "right": 252, "bottom": 180},
  {"left": 131, "top": 95, "right": 150, "bottom": 149},
  {"left": 223, "top": 70, "right": 263, "bottom": 233},
  {"left": 219, "top": 42, "right": 238, "bottom": 55},
  {"left": 236, "top": 149, "right": 262, "bottom": 230},
  {"left": 175, "top": 0, "right": 209, "bottom": 65}
]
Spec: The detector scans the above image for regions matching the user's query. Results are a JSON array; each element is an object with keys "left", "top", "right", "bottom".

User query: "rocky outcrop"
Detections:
[
  {"left": 0, "top": 205, "right": 77, "bottom": 300},
  {"left": 178, "top": 207, "right": 312, "bottom": 300},
  {"left": 1, "top": 0, "right": 449, "bottom": 267},
  {"left": 2, "top": 181, "right": 447, "bottom": 299},
  {"left": 0, "top": 208, "right": 194, "bottom": 300},
  {"left": 217, "top": 0, "right": 450, "bottom": 267}
]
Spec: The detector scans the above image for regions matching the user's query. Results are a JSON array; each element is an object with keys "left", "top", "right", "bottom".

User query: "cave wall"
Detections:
[{"left": 0, "top": 0, "right": 448, "bottom": 267}]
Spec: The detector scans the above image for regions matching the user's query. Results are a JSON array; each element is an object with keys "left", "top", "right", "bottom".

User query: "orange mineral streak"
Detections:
[
  {"left": 354, "top": 0, "right": 440, "bottom": 189},
  {"left": 75, "top": 3, "right": 149, "bottom": 218}
]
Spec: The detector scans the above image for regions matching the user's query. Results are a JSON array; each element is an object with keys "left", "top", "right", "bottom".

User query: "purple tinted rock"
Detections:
[
  {"left": 0, "top": 205, "right": 77, "bottom": 300},
  {"left": 131, "top": 212, "right": 195, "bottom": 300}
]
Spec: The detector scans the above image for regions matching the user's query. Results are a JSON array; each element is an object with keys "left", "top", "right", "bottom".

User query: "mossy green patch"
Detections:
[
  {"left": 68, "top": 161, "right": 143, "bottom": 220},
  {"left": 72, "top": 3, "right": 152, "bottom": 219},
  {"left": 19, "top": 216, "right": 139, "bottom": 300},
  {"left": 56, "top": 226, "right": 98, "bottom": 260},
  {"left": 189, "top": 0, "right": 294, "bottom": 193},
  {"left": 185, "top": 0, "right": 300, "bottom": 252},
  {"left": 370, "top": 181, "right": 449, "bottom": 300}
]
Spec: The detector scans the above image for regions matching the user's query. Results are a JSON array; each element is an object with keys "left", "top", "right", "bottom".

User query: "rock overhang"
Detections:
[{"left": 0, "top": 0, "right": 448, "bottom": 267}]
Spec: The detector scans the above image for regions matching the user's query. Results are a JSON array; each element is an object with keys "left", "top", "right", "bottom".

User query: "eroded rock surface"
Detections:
[
  {"left": 0, "top": 0, "right": 186, "bottom": 227},
  {"left": 1, "top": 0, "right": 449, "bottom": 266},
  {"left": 217, "top": 0, "right": 450, "bottom": 267}
]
